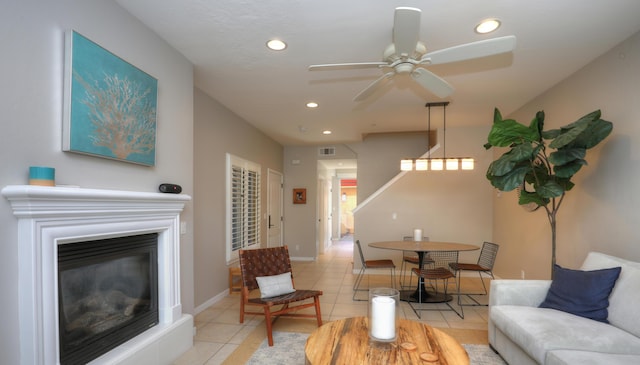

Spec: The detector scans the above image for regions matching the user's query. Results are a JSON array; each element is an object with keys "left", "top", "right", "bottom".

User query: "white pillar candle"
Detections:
[
  {"left": 413, "top": 228, "right": 422, "bottom": 241},
  {"left": 371, "top": 296, "right": 396, "bottom": 340}
]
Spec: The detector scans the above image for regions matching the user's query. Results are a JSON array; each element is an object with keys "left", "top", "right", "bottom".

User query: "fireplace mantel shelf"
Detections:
[
  {"left": 2, "top": 185, "right": 191, "bottom": 217},
  {"left": 2, "top": 184, "right": 193, "bottom": 365}
]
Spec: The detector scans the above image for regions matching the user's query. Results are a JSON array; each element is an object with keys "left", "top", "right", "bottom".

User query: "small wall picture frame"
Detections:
[{"left": 293, "top": 188, "right": 306, "bottom": 204}]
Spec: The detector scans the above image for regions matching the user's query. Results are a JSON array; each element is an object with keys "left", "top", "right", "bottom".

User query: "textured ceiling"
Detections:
[{"left": 117, "top": 0, "right": 640, "bottom": 146}]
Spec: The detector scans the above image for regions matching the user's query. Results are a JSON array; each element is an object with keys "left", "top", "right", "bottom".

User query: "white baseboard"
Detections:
[
  {"left": 290, "top": 256, "right": 316, "bottom": 261},
  {"left": 194, "top": 289, "right": 230, "bottom": 315}
]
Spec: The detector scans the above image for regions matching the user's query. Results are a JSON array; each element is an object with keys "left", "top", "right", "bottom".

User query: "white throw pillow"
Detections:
[{"left": 256, "top": 272, "right": 295, "bottom": 298}]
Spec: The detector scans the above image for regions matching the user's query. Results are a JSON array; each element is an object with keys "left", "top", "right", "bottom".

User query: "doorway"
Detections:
[
  {"left": 316, "top": 159, "right": 357, "bottom": 254},
  {"left": 267, "top": 169, "right": 283, "bottom": 247},
  {"left": 339, "top": 179, "right": 357, "bottom": 238}
]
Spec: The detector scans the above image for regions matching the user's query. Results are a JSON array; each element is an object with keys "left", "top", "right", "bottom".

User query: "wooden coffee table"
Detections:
[{"left": 304, "top": 316, "right": 469, "bottom": 364}]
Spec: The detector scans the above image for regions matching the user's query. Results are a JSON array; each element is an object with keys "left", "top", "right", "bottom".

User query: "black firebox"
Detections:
[{"left": 57, "top": 233, "right": 159, "bottom": 365}]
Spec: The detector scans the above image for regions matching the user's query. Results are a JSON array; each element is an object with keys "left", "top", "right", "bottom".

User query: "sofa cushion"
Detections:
[
  {"left": 581, "top": 252, "right": 640, "bottom": 337},
  {"left": 490, "top": 305, "right": 640, "bottom": 364},
  {"left": 539, "top": 264, "right": 621, "bottom": 322},
  {"left": 547, "top": 350, "right": 640, "bottom": 365}
]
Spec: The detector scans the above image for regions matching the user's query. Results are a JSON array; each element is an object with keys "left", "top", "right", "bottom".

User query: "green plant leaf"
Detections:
[
  {"left": 549, "top": 121, "right": 590, "bottom": 149},
  {"left": 572, "top": 118, "right": 613, "bottom": 149},
  {"left": 530, "top": 111, "right": 544, "bottom": 140},
  {"left": 519, "top": 190, "right": 548, "bottom": 207},
  {"left": 488, "top": 144, "right": 535, "bottom": 176},
  {"left": 556, "top": 178, "right": 575, "bottom": 191},
  {"left": 537, "top": 180, "right": 565, "bottom": 198},
  {"left": 549, "top": 148, "right": 586, "bottom": 165},
  {"left": 487, "top": 108, "right": 540, "bottom": 147},
  {"left": 487, "top": 120, "right": 532, "bottom": 147},
  {"left": 487, "top": 164, "right": 529, "bottom": 191},
  {"left": 554, "top": 160, "right": 587, "bottom": 178},
  {"left": 542, "top": 129, "right": 561, "bottom": 139},
  {"left": 549, "top": 110, "right": 601, "bottom": 149},
  {"left": 494, "top": 108, "right": 503, "bottom": 123},
  {"left": 525, "top": 163, "right": 551, "bottom": 187},
  {"left": 562, "top": 110, "right": 601, "bottom": 130}
]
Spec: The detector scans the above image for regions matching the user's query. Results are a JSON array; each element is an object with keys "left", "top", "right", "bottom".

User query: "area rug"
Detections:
[{"left": 246, "top": 331, "right": 506, "bottom": 364}]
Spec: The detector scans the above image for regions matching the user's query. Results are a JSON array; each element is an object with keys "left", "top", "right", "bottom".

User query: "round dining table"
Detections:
[{"left": 368, "top": 240, "right": 479, "bottom": 303}]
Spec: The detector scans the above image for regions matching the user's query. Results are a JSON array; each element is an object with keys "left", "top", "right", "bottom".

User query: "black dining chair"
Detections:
[
  {"left": 399, "top": 235, "right": 430, "bottom": 289},
  {"left": 409, "top": 250, "right": 464, "bottom": 319},
  {"left": 353, "top": 240, "right": 396, "bottom": 301},
  {"left": 449, "top": 241, "right": 499, "bottom": 306}
]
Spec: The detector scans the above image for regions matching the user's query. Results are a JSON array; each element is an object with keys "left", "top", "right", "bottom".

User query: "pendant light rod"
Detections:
[
  {"left": 426, "top": 101, "right": 449, "bottom": 159},
  {"left": 401, "top": 101, "right": 473, "bottom": 171}
]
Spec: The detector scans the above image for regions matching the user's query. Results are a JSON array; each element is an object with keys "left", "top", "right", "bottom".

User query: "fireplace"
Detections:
[
  {"left": 58, "top": 234, "right": 159, "bottom": 364},
  {"left": 2, "top": 185, "right": 193, "bottom": 365}
]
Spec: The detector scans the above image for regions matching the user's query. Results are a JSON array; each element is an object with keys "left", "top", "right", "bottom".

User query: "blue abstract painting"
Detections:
[{"left": 63, "top": 30, "right": 157, "bottom": 166}]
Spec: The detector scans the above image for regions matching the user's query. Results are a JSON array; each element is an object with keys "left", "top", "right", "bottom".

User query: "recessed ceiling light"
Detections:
[
  {"left": 266, "top": 39, "right": 287, "bottom": 51},
  {"left": 306, "top": 101, "right": 319, "bottom": 108},
  {"left": 322, "top": 130, "right": 332, "bottom": 135},
  {"left": 475, "top": 19, "right": 501, "bottom": 34}
]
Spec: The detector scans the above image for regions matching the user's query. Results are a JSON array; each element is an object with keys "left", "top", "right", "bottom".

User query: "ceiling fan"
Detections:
[{"left": 308, "top": 7, "right": 517, "bottom": 101}]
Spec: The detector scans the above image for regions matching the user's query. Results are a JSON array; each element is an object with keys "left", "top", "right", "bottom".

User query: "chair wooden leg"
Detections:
[
  {"left": 239, "top": 290, "right": 246, "bottom": 323},
  {"left": 314, "top": 296, "right": 323, "bottom": 326},
  {"left": 264, "top": 307, "right": 274, "bottom": 346}
]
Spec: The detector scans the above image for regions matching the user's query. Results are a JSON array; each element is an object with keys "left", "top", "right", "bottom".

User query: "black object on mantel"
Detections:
[{"left": 159, "top": 183, "right": 182, "bottom": 194}]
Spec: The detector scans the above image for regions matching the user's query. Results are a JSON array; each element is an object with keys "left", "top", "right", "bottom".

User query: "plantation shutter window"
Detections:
[{"left": 226, "top": 154, "right": 261, "bottom": 263}]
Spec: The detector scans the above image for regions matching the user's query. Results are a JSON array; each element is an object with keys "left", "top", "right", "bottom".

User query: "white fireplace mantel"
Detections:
[{"left": 2, "top": 185, "right": 194, "bottom": 365}]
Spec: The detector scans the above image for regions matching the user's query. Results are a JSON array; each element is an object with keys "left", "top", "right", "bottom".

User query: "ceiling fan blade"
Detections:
[
  {"left": 308, "top": 62, "right": 388, "bottom": 71},
  {"left": 422, "top": 35, "right": 517, "bottom": 65},
  {"left": 411, "top": 68, "right": 454, "bottom": 98},
  {"left": 353, "top": 72, "right": 395, "bottom": 102},
  {"left": 393, "top": 7, "right": 421, "bottom": 57}
]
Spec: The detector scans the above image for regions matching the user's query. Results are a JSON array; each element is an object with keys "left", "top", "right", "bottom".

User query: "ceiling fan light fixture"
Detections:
[
  {"left": 306, "top": 101, "right": 319, "bottom": 108},
  {"left": 322, "top": 130, "right": 332, "bottom": 135},
  {"left": 266, "top": 39, "right": 287, "bottom": 51},
  {"left": 475, "top": 19, "right": 501, "bottom": 34}
]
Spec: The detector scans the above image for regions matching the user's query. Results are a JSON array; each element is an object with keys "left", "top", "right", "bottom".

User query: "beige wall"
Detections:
[
  {"left": 0, "top": 1, "right": 194, "bottom": 363},
  {"left": 284, "top": 146, "right": 325, "bottom": 258},
  {"left": 193, "top": 88, "right": 283, "bottom": 309},
  {"left": 354, "top": 132, "right": 430, "bottom": 199},
  {"left": 493, "top": 31, "right": 640, "bottom": 279}
]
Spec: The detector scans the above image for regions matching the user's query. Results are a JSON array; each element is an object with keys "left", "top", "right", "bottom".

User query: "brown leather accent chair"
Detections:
[{"left": 238, "top": 246, "right": 322, "bottom": 346}]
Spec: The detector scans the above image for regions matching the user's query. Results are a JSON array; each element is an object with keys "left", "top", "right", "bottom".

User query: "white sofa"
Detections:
[{"left": 488, "top": 252, "right": 640, "bottom": 365}]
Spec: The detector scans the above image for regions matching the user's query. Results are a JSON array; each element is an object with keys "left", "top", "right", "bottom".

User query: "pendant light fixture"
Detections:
[{"left": 400, "top": 102, "right": 474, "bottom": 171}]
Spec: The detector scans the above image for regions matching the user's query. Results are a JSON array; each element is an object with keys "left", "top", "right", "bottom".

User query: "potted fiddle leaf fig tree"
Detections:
[{"left": 484, "top": 108, "right": 613, "bottom": 277}]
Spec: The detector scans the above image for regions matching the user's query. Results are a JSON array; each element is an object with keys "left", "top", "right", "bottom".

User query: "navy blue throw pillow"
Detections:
[{"left": 539, "top": 264, "right": 621, "bottom": 323}]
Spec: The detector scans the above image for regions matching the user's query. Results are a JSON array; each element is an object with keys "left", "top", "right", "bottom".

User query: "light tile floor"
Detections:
[{"left": 174, "top": 237, "right": 490, "bottom": 364}]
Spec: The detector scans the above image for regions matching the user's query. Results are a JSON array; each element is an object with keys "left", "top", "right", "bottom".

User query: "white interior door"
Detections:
[
  {"left": 316, "top": 177, "right": 331, "bottom": 254},
  {"left": 267, "top": 169, "right": 283, "bottom": 247}
]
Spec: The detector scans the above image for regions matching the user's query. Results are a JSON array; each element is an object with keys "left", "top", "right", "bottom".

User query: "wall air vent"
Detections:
[{"left": 318, "top": 147, "right": 336, "bottom": 156}]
